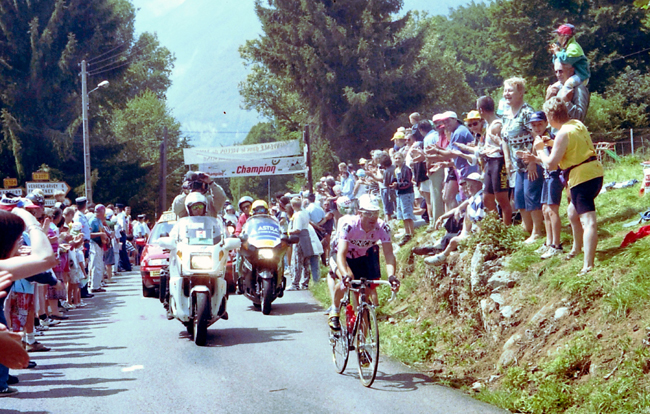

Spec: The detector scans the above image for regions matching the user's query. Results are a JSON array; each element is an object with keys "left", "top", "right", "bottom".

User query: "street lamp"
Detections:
[{"left": 81, "top": 58, "right": 109, "bottom": 204}]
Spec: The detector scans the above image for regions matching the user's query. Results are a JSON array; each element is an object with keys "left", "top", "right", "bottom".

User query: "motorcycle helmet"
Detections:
[
  {"left": 357, "top": 194, "right": 380, "bottom": 212},
  {"left": 336, "top": 196, "right": 355, "bottom": 216},
  {"left": 185, "top": 192, "right": 208, "bottom": 216},
  {"left": 251, "top": 200, "right": 269, "bottom": 215},
  {"left": 238, "top": 196, "right": 254, "bottom": 211},
  {"left": 26, "top": 191, "right": 45, "bottom": 207}
]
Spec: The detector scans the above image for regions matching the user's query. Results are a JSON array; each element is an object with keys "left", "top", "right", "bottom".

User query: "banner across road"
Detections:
[
  {"left": 200, "top": 156, "right": 306, "bottom": 178},
  {"left": 184, "top": 140, "right": 301, "bottom": 164}
]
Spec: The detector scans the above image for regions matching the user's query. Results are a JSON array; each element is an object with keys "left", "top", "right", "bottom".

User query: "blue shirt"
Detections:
[
  {"left": 89, "top": 214, "right": 102, "bottom": 245},
  {"left": 450, "top": 124, "right": 479, "bottom": 179},
  {"left": 423, "top": 130, "right": 439, "bottom": 148},
  {"left": 341, "top": 175, "right": 356, "bottom": 198},
  {"left": 74, "top": 210, "right": 91, "bottom": 241},
  {"left": 306, "top": 203, "right": 326, "bottom": 224}
]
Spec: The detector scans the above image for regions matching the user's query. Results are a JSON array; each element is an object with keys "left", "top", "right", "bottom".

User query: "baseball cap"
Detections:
[
  {"left": 529, "top": 111, "right": 548, "bottom": 123},
  {"left": 441, "top": 111, "right": 458, "bottom": 120},
  {"left": 464, "top": 110, "right": 481, "bottom": 121},
  {"left": 463, "top": 172, "right": 483, "bottom": 183},
  {"left": 356, "top": 169, "right": 366, "bottom": 178},
  {"left": 555, "top": 24, "right": 575, "bottom": 36},
  {"left": 391, "top": 131, "right": 406, "bottom": 141}
]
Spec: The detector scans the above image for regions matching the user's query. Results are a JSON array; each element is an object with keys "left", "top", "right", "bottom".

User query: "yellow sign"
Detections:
[
  {"left": 32, "top": 171, "right": 50, "bottom": 181},
  {"left": 3, "top": 178, "right": 17, "bottom": 188}
]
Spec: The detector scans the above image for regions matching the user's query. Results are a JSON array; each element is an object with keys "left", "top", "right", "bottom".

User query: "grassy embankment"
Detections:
[{"left": 312, "top": 154, "right": 650, "bottom": 413}]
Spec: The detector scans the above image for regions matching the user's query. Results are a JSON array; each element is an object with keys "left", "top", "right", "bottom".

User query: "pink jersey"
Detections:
[{"left": 336, "top": 215, "right": 391, "bottom": 259}]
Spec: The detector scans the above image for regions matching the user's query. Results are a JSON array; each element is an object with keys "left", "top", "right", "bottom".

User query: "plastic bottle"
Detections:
[{"left": 346, "top": 304, "right": 355, "bottom": 330}]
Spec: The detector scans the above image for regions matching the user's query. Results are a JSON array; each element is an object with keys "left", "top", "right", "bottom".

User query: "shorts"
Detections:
[
  {"left": 484, "top": 157, "right": 509, "bottom": 194},
  {"left": 47, "top": 271, "right": 66, "bottom": 300},
  {"left": 541, "top": 173, "right": 564, "bottom": 206},
  {"left": 514, "top": 166, "right": 544, "bottom": 211},
  {"left": 419, "top": 178, "right": 432, "bottom": 193},
  {"left": 69, "top": 268, "right": 82, "bottom": 284},
  {"left": 381, "top": 188, "right": 396, "bottom": 216},
  {"left": 103, "top": 246, "right": 115, "bottom": 266},
  {"left": 570, "top": 176, "right": 603, "bottom": 215},
  {"left": 328, "top": 245, "right": 382, "bottom": 281},
  {"left": 396, "top": 192, "right": 415, "bottom": 221},
  {"left": 445, "top": 168, "right": 458, "bottom": 183}
]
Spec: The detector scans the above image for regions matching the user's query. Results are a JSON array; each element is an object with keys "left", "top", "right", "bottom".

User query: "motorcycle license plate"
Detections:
[{"left": 150, "top": 270, "right": 161, "bottom": 277}]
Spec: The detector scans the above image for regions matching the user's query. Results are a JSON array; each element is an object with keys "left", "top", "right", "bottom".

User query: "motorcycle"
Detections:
[
  {"left": 157, "top": 215, "right": 241, "bottom": 346},
  {"left": 238, "top": 214, "right": 297, "bottom": 315}
]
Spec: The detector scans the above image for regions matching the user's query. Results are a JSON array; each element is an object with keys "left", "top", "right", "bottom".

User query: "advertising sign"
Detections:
[
  {"left": 184, "top": 140, "right": 301, "bottom": 164},
  {"left": 199, "top": 156, "right": 306, "bottom": 178},
  {"left": 26, "top": 182, "right": 71, "bottom": 196}
]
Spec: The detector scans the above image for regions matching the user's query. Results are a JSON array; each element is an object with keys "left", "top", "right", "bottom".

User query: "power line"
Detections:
[
  {"left": 88, "top": 50, "right": 129, "bottom": 67},
  {"left": 87, "top": 57, "right": 130, "bottom": 74},
  {"left": 88, "top": 59, "right": 132, "bottom": 77},
  {"left": 86, "top": 43, "right": 127, "bottom": 63}
]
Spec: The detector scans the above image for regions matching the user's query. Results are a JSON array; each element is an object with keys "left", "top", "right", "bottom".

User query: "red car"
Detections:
[{"left": 140, "top": 212, "right": 176, "bottom": 298}]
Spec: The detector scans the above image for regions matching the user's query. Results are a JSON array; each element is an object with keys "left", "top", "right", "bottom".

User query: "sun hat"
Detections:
[
  {"left": 391, "top": 131, "right": 406, "bottom": 141},
  {"left": 440, "top": 111, "right": 458, "bottom": 121}
]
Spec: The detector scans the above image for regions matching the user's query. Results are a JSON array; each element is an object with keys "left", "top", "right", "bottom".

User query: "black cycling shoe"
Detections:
[{"left": 328, "top": 315, "right": 341, "bottom": 331}]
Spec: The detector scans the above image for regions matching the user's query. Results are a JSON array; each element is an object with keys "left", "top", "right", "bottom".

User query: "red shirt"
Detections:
[{"left": 234, "top": 213, "right": 249, "bottom": 236}]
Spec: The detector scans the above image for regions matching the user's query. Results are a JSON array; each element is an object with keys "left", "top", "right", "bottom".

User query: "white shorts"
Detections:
[{"left": 419, "top": 179, "right": 432, "bottom": 193}]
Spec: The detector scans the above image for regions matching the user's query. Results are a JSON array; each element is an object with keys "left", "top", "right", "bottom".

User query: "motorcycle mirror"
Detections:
[
  {"left": 223, "top": 237, "right": 242, "bottom": 251},
  {"left": 157, "top": 236, "right": 175, "bottom": 250}
]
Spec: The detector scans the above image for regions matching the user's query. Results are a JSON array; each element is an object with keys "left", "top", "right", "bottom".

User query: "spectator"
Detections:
[
  {"left": 288, "top": 197, "right": 319, "bottom": 290},
  {"left": 420, "top": 119, "right": 445, "bottom": 225},
  {"left": 550, "top": 24, "right": 590, "bottom": 101},
  {"left": 390, "top": 151, "right": 415, "bottom": 245},
  {"left": 501, "top": 77, "right": 544, "bottom": 243},
  {"left": 88, "top": 205, "right": 107, "bottom": 293},
  {"left": 546, "top": 60, "right": 589, "bottom": 123},
  {"left": 535, "top": 97, "right": 604, "bottom": 274}
]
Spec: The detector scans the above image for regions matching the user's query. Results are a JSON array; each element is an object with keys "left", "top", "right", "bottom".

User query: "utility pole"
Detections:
[
  {"left": 159, "top": 126, "right": 168, "bottom": 215},
  {"left": 81, "top": 59, "right": 92, "bottom": 203}
]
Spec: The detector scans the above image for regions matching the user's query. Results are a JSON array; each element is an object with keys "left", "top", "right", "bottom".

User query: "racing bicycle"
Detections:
[{"left": 330, "top": 278, "right": 397, "bottom": 387}]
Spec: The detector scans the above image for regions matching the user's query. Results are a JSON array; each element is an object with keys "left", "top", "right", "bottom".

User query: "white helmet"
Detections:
[
  {"left": 336, "top": 196, "right": 355, "bottom": 215},
  {"left": 238, "top": 196, "right": 254, "bottom": 210},
  {"left": 185, "top": 192, "right": 208, "bottom": 216},
  {"left": 358, "top": 194, "right": 380, "bottom": 212}
]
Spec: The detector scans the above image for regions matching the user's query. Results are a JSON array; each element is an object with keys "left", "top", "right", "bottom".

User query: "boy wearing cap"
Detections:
[
  {"left": 520, "top": 112, "right": 564, "bottom": 259},
  {"left": 550, "top": 24, "right": 590, "bottom": 100}
]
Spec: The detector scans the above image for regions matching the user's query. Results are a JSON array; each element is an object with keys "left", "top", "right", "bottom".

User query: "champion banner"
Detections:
[
  {"left": 184, "top": 140, "right": 301, "bottom": 164},
  {"left": 199, "top": 156, "right": 306, "bottom": 178}
]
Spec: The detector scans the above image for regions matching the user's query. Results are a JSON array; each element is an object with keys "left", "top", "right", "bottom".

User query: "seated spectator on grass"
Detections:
[
  {"left": 424, "top": 173, "right": 485, "bottom": 266},
  {"left": 534, "top": 97, "right": 604, "bottom": 275}
]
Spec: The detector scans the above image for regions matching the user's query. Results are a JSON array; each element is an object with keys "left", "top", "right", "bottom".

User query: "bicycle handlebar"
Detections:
[{"left": 347, "top": 279, "right": 398, "bottom": 301}]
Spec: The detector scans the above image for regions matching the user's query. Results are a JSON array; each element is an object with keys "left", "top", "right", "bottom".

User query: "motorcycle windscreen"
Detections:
[
  {"left": 177, "top": 216, "right": 224, "bottom": 245},
  {"left": 243, "top": 215, "right": 283, "bottom": 248}
]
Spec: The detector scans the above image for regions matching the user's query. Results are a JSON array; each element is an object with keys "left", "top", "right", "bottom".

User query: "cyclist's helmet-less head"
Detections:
[
  {"left": 251, "top": 200, "right": 269, "bottom": 215},
  {"left": 185, "top": 192, "right": 208, "bottom": 216}
]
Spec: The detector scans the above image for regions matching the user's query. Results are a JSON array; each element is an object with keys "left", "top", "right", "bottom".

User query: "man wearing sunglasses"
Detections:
[{"left": 327, "top": 194, "right": 399, "bottom": 330}]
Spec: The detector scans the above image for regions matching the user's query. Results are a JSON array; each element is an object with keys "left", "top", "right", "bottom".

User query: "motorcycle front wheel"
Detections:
[
  {"left": 193, "top": 292, "right": 210, "bottom": 346},
  {"left": 261, "top": 278, "right": 273, "bottom": 315}
]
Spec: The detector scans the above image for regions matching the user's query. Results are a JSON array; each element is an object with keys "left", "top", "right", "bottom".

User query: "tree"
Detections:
[{"left": 109, "top": 91, "right": 188, "bottom": 216}]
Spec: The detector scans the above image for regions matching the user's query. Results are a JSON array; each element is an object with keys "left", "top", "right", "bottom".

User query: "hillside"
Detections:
[
  {"left": 130, "top": 0, "right": 476, "bottom": 147},
  {"left": 314, "top": 154, "right": 650, "bottom": 413}
]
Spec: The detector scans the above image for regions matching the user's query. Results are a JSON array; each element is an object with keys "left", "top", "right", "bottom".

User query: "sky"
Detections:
[{"left": 129, "top": 0, "right": 476, "bottom": 145}]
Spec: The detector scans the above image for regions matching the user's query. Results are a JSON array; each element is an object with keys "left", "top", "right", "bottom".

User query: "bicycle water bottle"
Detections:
[{"left": 346, "top": 304, "right": 355, "bottom": 330}]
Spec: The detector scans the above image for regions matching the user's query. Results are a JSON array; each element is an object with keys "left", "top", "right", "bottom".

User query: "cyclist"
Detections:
[{"left": 327, "top": 194, "right": 399, "bottom": 331}]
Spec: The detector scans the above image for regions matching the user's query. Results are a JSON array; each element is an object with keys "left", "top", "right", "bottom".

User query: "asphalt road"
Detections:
[{"left": 2, "top": 270, "right": 506, "bottom": 414}]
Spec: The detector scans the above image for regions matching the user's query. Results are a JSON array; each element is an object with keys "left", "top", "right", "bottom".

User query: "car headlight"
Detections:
[
  {"left": 148, "top": 259, "right": 167, "bottom": 266},
  {"left": 190, "top": 254, "right": 213, "bottom": 270},
  {"left": 258, "top": 249, "right": 275, "bottom": 260}
]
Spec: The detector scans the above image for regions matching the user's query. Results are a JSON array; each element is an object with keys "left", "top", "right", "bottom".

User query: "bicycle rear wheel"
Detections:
[
  {"left": 331, "top": 311, "right": 349, "bottom": 373},
  {"left": 356, "top": 305, "right": 379, "bottom": 387}
]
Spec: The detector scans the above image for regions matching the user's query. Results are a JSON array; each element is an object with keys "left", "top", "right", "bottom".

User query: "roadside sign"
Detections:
[
  {"left": 32, "top": 171, "right": 50, "bottom": 181},
  {"left": 3, "top": 178, "right": 17, "bottom": 188},
  {"left": 26, "top": 182, "right": 70, "bottom": 196},
  {"left": 0, "top": 188, "right": 23, "bottom": 196},
  {"left": 44, "top": 199, "right": 56, "bottom": 207}
]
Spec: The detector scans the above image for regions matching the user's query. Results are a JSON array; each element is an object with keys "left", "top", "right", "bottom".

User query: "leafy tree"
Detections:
[{"left": 109, "top": 91, "right": 187, "bottom": 216}]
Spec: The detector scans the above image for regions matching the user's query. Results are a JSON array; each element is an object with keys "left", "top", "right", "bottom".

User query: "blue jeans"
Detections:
[
  {"left": 0, "top": 298, "right": 9, "bottom": 389},
  {"left": 309, "top": 256, "right": 320, "bottom": 284}
]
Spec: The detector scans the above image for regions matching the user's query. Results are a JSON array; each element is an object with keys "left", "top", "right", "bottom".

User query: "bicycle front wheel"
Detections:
[
  {"left": 356, "top": 305, "right": 379, "bottom": 387},
  {"left": 331, "top": 311, "right": 349, "bottom": 374}
]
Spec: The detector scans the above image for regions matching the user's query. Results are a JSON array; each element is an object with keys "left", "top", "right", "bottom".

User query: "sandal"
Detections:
[{"left": 578, "top": 267, "right": 593, "bottom": 276}]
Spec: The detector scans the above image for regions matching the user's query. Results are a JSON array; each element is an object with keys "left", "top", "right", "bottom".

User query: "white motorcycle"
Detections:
[{"left": 158, "top": 215, "right": 241, "bottom": 346}]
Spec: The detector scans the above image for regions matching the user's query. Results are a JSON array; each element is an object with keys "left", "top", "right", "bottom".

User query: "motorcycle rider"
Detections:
[
  {"left": 327, "top": 194, "right": 400, "bottom": 331},
  {"left": 163, "top": 193, "right": 209, "bottom": 317},
  {"left": 234, "top": 196, "right": 254, "bottom": 236},
  {"left": 250, "top": 200, "right": 269, "bottom": 216},
  {"left": 172, "top": 171, "right": 227, "bottom": 219}
]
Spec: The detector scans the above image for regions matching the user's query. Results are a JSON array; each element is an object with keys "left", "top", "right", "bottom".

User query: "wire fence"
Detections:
[{"left": 591, "top": 128, "right": 650, "bottom": 158}]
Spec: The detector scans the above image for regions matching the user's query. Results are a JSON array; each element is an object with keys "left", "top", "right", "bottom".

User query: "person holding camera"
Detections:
[{"left": 172, "top": 171, "right": 227, "bottom": 219}]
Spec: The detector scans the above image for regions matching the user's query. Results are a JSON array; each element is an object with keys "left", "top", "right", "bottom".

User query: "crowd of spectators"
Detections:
[{"left": 0, "top": 192, "right": 146, "bottom": 397}]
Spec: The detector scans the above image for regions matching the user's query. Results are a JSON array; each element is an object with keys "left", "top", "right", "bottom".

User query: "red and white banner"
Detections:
[
  {"left": 184, "top": 140, "right": 301, "bottom": 164},
  {"left": 200, "top": 156, "right": 306, "bottom": 178}
]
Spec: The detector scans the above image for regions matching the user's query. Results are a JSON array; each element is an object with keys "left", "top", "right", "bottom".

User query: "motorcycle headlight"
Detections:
[
  {"left": 148, "top": 259, "right": 167, "bottom": 266},
  {"left": 258, "top": 249, "right": 275, "bottom": 260},
  {"left": 190, "top": 254, "right": 213, "bottom": 270}
]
